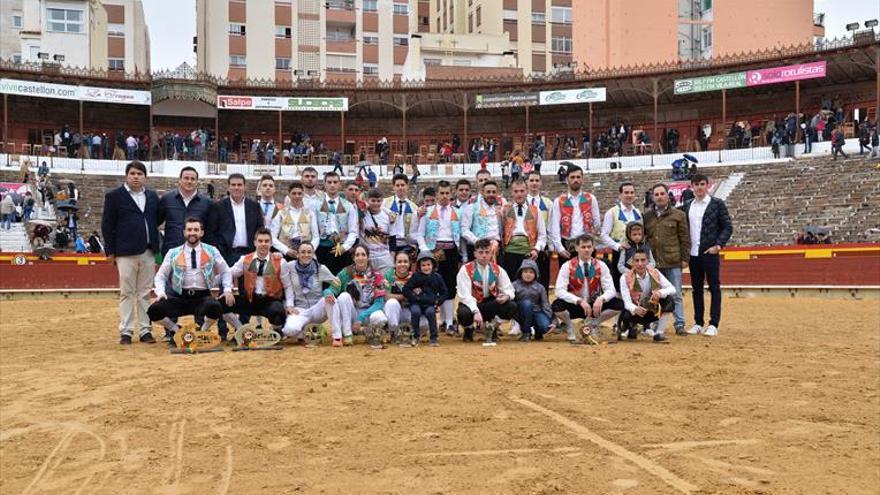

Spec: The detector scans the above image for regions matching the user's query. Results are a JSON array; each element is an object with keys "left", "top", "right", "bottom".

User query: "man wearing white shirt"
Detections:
[
  {"left": 600, "top": 182, "right": 643, "bottom": 289},
  {"left": 383, "top": 174, "right": 419, "bottom": 254},
  {"left": 257, "top": 175, "right": 284, "bottom": 227},
  {"left": 220, "top": 228, "right": 287, "bottom": 335},
  {"left": 300, "top": 167, "right": 324, "bottom": 212},
  {"left": 526, "top": 172, "right": 553, "bottom": 289},
  {"left": 460, "top": 180, "right": 503, "bottom": 260},
  {"left": 147, "top": 218, "right": 234, "bottom": 346},
  {"left": 455, "top": 238, "right": 517, "bottom": 344},
  {"left": 271, "top": 182, "right": 319, "bottom": 258},
  {"left": 548, "top": 163, "right": 601, "bottom": 259},
  {"left": 314, "top": 171, "right": 358, "bottom": 275},
  {"left": 500, "top": 179, "right": 547, "bottom": 281},
  {"left": 552, "top": 234, "right": 624, "bottom": 342},
  {"left": 362, "top": 188, "right": 396, "bottom": 272},
  {"left": 618, "top": 249, "right": 676, "bottom": 343}
]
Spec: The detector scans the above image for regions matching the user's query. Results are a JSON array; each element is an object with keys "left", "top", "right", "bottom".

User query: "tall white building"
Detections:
[{"left": 0, "top": 0, "right": 150, "bottom": 73}]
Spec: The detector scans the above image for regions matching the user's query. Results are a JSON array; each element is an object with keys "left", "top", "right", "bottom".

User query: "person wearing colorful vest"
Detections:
[
  {"left": 415, "top": 181, "right": 462, "bottom": 334},
  {"left": 461, "top": 180, "right": 504, "bottom": 262},
  {"left": 147, "top": 218, "right": 234, "bottom": 345},
  {"left": 455, "top": 238, "right": 517, "bottom": 343},
  {"left": 500, "top": 178, "right": 547, "bottom": 287},
  {"left": 323, "top": 244, "right": 389, "bottom": 347},
  {"left": 315, "top": 171, "right": 359, "bottom": 276},
  {"left": 618, "top": 248, "right": 676, "bottom": 342},
  {"left": 599, "top": 182, "right": 643, "bottom": 289},
  {"left": 526, "top": 172, "right": 554, "bottom": 290},
  {"left": 383, "top": 174, "right": 419, "bottom": 254},
  {"left": 551, "top": 234, "right": 624, "bottom": 342},
  {"left": 271, "top": 182, "right": 319, "bottom": 258},
  {"left": 221, "top": 227, "right": 287, "bottom": 336},
  {"left": 280, "top": 242, "right": 340, "bottom": 340},
  {"left": 362, "top": 188, "right": 396, "bottom": 272},
  {"left": 548, "top": 163, "right": 601, "bottom": 259}
]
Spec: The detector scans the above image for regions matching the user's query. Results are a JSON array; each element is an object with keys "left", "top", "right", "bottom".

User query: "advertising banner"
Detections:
[
  {"left": 217, "top": 95, "right": 348, "bottom": 111},
  {"left": 0, "top": 78, "right": 151, "bottom": 105},
  {"left": 673, "top": 72, "right": 747, "bottom": 95},
  {"left": 746, "top": 60, "right": 826, "bottom": 87},
  {"left": 538, "top": 87, "right": 607, "bottom": 106},
  {"left": 474, "top": 92, "right": 539, "bottom": 109}
]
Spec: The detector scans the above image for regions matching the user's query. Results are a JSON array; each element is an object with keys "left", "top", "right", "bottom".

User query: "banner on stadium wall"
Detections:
[
  {"left": 0, "top": 78, "right": 151, "bottom": 105},
  {"left": 538, "top": 87, "right": 607, "bottom": 106},
  {"left": 217, "top": 95, "right": 348, "bottom": 111},
  {"left": 674, "top": 60, "right": 827, "bottom": 95},
  {"left": 474, "top": 92, "right": 539, "bottom": 109}
]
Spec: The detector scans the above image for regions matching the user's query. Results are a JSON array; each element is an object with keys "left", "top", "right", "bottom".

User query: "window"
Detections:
[
  {"left": 393, "top": 3, "right": 409, "bottom": 15},
  {"left": 363, "top": 0, "right": 378, "bottom": 12},
  {"left": 228, "top": 23, "right": 246, "bottom": 35},
  {"left": 276, "top": 57, "right": 291, "bottom": 69},
  {"left": 13, "top": 54, "right": 22, "bottom": 64},
  {"left": 531, "top": 11, "right": 545, "bottom": 24},
  {"left": 476, "top": 6, "right": 481, "bottom": 26},
  {"left": 424, "top": 58, "right": 442, "bottom": 66},
  {"left": 326, "top": 28, "right": 354, "bottom": 42},
  {"left": 393, "top": 36, "right": 408, "bottom": 46},
  {"left": 703, "top": 0, "right": 712, "bottom": 10},
  {"left": 108, "top": 23, "right": 125, "bottom": 37},
  {"left": 12, "top": 14, "right": 22, "bottom": 29},
  {"left": 701, "top": 27, "right": 712, "bottom": 48},
  {"left": 363, "top": 34, "right": 378, "bottom": 44},
  {"left": 453, "top": 59, "right": 471, "bottom": 66},
  {"left": 230, "top": 55, "right": 246, "bottom": 67},
  {"left": 550, "top": 6, "right": 572, "bottom": 24},
  {"left": 326, "top": 0, "right": 353, "bottom": 9},
  {"left": 275, "top": 25, "right": 292, "bottom": 38},
  {"left": 326, "top": 54, "right": 356, "bottom": 72},
  {"left": 47, "top": 8, "right": 83, "bottom": 33},
  {"left": 363, "top": 63, "right": 378, "bottom": 75},
  {"left": 503, "top": 9, "right": 517, "bottom": 21},
  {"left": 108, "top": 58, "right": 125, "bottom": 71},
  {"left": 551, "top": 36, "right": 572, "bottom": 53},
  {"left": 468, "top": 13, "right": 472, "bottom": 32}
]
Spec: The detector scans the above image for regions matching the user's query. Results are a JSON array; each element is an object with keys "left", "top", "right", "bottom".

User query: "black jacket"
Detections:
[
  {"left": 158, "top": 190, "right": 212, "bottom": 254},
  {"left": 100, "top": 185, "right": 160, "bottom": 256},
  {"left": 684, "top": 197, "right": 733, "bottom": 254},
  {"left": 403, "top": 271, "right": 447, "bottom": 306},
  {"left": 206, "top": 197, "right": 264, "bottom": 262}
]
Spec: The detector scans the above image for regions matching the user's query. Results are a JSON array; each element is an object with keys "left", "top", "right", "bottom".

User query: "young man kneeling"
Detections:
[
  {"left": 618, "top": 248, "right": 676, "bottom": 343},
  {"left": 455, "top": 238, "right": 517, "bottom": 344}
]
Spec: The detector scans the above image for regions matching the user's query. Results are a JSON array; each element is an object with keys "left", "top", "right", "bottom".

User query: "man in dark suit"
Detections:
[
  {"left": 206, "top": 173, "right": 263, "bottom": 334},
  {"left": 101, "top": 161, "right": 161, "bottom": 345},
  {"left": 683, "top": 174, "right": 733, "bottom": 337},
  {"left": 158, "top": 166, "right": 211, "bottom": 256}
]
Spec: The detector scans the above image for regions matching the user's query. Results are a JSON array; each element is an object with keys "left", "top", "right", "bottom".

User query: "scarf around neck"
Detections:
[{"left": 295, "top": 259, "right": 319, "bottom": 291}]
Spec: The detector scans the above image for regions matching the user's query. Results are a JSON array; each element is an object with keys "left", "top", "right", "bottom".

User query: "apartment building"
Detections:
[
  {"left": 573, "top": 0, "right": 825, "bottom": 70},
  {"left": 428, "top": 0, "right": 575, "bottom": 76},
  {"left": 0, "top": 0, "right": 149, "bottom": 73},
  {"left": 196, "top": 0, "right": 414, "bottom": 83}
]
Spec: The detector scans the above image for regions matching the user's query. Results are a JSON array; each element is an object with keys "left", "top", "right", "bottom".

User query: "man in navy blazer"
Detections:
[
  {"left": 683, "top": 173, "right": 733, "bottom": 337},
  {"left": 206, "top": 173, "right": 264, "bottom": 267},
  {"left": 101, "top": 161, "right": 161, "bottom": 345}
]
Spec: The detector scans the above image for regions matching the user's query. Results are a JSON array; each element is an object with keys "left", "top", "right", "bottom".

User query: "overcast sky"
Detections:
[{"left": 145, "top": 0, "right": 880, "bottom": 71}]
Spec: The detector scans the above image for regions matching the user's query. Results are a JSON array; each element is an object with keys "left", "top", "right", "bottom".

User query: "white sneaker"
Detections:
[
  {"left": 508, "top": 321, "right": 521, "bottom": 336},
  {"left": 703, "top": 325, "right": 718, "bottom": 337},
  {"left": 685, "top": 324, "right": 703, "bottom": 335}
]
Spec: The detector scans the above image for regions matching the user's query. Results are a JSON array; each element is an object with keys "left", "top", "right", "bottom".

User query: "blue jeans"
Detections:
[
  {"left": 516, "top": 299, "right": 551, "bottom": 339},
  {"left": 659, "top": 267, "right": 685, "bottom": 330},
  {"left": 411, "top": 304, "right": 438, "bottom": 342},
  {"left": 1, "top": 214, "right": 12, "bottom": 230}
]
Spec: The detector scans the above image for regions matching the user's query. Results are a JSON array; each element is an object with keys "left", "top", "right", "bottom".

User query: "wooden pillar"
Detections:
[
  {"left": 721, "top": 89, "right": 727, "bottom": 149},
  {"left": 3, "top": 93, "right": 7, "bottom": 143},
  {"left": 463, "top": 105, "right": 468, "bottom": 155},
  {"left": 79, "top": 99, "right": 84, "bottom": 170},
  {"left": 875, "top": 46, "right": 879, "bottom": 123},
  {"left": 340, "top": 111, "right": 345, "bottom": 153},
  {"left": 214, "top": 114, "right": 219, "bottom": 158},
  {"left": 401, "top": 93, "right": 407, "bottom": 156},
  {"left": 795, "top": 80, "right": 801, "bottom": 143},
  {"left": 277, "top": 110, "right": 282, "bottom": 159},
  {"left": 652, "top": 78, "right": 659, "bottom": 153},
  {"left": 148, "top": 103, "right": 153, "bottom": 161},
  {"left": 588, "top": 102, "right": 593, "bottom": 158},
  {"left": 78, "top": 100, "right": 84, "bottom": 137}
]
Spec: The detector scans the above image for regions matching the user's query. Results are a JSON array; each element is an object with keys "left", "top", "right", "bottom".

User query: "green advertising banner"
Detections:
[{"left": 673, "top": 72, "right": 747, "bottom": 95}]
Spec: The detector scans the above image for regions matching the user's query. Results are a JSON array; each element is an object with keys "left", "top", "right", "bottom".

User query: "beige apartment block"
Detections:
[
  {"left": 197, "top": 0, "right": 415, "bottom": 82},
  {"left": 573, "top": 0, "right": 825, "bottom": 71},
  {"left": 403, "top": 31, "right": 518, "bottom": 80},
  {"left": 427, "top": 0, "right": 575, "bottom": 76},
  {"left": 0, "top": 0, "right": 149, "bottom": 73}
]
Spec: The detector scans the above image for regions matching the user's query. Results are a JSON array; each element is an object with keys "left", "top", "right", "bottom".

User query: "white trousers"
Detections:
[
  {"left": 282, "top": 298, "right": 331, "bottom": 338},
  {"left": 334, "top": 292, "right": 388, "bottom": 339},
  {"left": 115, "top": 250, "right": 155, "bottom": 337},
  {"left": 383, "top": 298, "right": 428, "bottom": 329},
  {"left": 370, "top": 253, "right": 394, "bottom": 273}
]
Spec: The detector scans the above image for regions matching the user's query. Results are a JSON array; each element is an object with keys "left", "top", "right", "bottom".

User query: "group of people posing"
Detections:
[{"left": 101, "top": 160, "right": 733, "bottom": 348}]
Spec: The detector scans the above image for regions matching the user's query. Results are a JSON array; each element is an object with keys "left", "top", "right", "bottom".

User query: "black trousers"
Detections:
[
  {"left": 689, "top": 254, "right": 722, "bottom": 327},
  {"left": 316, "top": 243, "right": 352, "bottom": 276},
  {"left": 222, "top": 294, "right": 286, "bottom": 327},
  {"left": 148, "top": 293, "right": 222, "bottom": 323},
  {"left": 436, "top": 247, "right": 460, "bottom": 302},
  {"left": 501, "top": 251, "right": 528, "bottom": 282},
  {"left": 605, "top": 250, "right": 623, "bottom": 292},
  {"left": 618, "top": 297, "right": 674, "bottom": 330},
  {"left": 536, "top": 250, "right": 551, "bottom": 290},
  {"left": 550, "top": 297, "right": 624, "bottom": 318},
  {"left": 457, "top": 297, "right": 518, "bottom": 327}
]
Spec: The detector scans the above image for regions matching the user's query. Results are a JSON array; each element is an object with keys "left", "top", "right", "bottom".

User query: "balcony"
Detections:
[{"left": 325, "top": 0, "right": 356, "bottom": 24}]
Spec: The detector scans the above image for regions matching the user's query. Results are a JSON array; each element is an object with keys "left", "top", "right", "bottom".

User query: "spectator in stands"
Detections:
[
  {"left": 697, "top": 126, "right": 708, "bottom": 152},
  {"left": 870, "top": 123, "right": 879, "bottom": 159},
  {"left": 0, "top": 194, "right": 14, "bottom": 230},
  {"left": 557, "top": 165, "right": 568, "bottom": 183},
  {"left": 831, "top": 125, "right": 848, "bottom": 161},
  {"left": 101, "top": 161, "right": 161, "bottom": 345},
  {"left": 858, "top": 122, "right": 871, "bottom": 155},
  {"left": 22, "top": 193, "right": 34, "bottom": 222},
  {"left": 644, "top": 183, "right": 689, "bottom": 335},
  {"left": 683, "top": 173, "right": 732, "bottom": 337},
  {"left": 802, "top": 122, "right": 812, "bottom": 154},
  {"left": 65, "top": 211, "right": 79, "bottom": 246},
  {"left": 219, "top": 137, "right": 229, "bottom": 163},
  {"left": 125, "top": 135, "right": 138, "bottom": 160},
  {"left": 88, "top": 231, "right": 104, "bottom": 253}
]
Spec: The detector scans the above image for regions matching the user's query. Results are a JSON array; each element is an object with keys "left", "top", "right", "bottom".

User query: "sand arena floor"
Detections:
[{"left": 0, "top": 295, "right": 878, "bottom": 494}]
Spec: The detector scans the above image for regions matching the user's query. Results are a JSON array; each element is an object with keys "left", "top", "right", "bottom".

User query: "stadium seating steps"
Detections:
[{"left": 1, "top": 156, "right": 876, "bottom": 248}]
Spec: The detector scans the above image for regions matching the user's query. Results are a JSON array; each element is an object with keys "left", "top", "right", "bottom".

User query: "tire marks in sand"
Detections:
[{"left": 511, "top": 396, "right": 699, "bottom": 495}]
